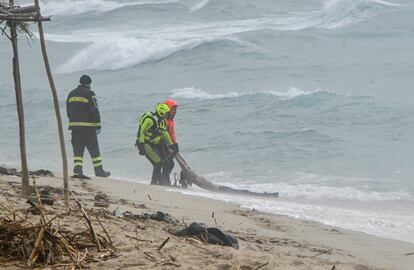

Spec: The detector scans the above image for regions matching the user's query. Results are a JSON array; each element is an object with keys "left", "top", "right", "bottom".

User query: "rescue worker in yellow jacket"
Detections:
[{"left": 135, "top": 103, "right": 178, "bottom": 186}]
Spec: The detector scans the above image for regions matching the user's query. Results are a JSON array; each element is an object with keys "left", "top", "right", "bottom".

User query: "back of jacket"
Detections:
[{"left": 66, "top": 85, "right": 101, "bottom": 131}]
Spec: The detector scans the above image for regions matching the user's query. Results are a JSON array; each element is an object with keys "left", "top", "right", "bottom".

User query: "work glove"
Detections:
[
  {"left": 137, "top": 143, "right": 145, "bottom": 156},
  {"left": 96, "top": 128, "right": 101, "bottom": 134},
  {"left": 170, "top": 143, "right": 179, "bottom": 154}
]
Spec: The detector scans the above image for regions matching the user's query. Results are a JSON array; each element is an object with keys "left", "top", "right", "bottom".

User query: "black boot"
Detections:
[
  {"left": 94, "top": 166, "right": 111, "bottom": 178},
  {"left": 72, "top": 166, "right": 91, "bottom": 179}
]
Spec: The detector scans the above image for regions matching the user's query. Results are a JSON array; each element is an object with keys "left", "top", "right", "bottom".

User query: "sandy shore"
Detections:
[{"left": 1, "top": 174, "right": 413, "bottom": 270}]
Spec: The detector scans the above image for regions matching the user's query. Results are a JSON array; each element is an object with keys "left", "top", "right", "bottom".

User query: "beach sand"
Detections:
[{"left": 1, "top": 174, "right": 413, "bottom": 270}]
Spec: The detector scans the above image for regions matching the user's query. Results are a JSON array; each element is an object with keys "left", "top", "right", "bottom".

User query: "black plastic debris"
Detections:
[
  {"left": 94, "top": 192, "right": 110, "bottom": 208},
  {"left": 117, "top": 210, "right": 178, "bottom": 224},
  {"left": 172, "top": 222, "right": 239, "bottom": 249},
  {"left": 0, "top": 166, "right": 54, "bottom": 177}
]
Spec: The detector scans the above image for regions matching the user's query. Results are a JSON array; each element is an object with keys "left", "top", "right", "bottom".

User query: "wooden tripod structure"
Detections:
[{"left": 0, "top": 0, "right": 69, "bottom": 207}]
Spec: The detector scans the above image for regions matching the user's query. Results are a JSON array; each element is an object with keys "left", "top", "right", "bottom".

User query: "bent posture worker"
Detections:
[
  {"left": 66, "top": 75, "right": 111, "bottom": 179},
  {"left": 136, "top": 103, "right": 178, "bottom": 186},
  {"left": 163, "top": 99, "right": 179, "bottom": 184}
]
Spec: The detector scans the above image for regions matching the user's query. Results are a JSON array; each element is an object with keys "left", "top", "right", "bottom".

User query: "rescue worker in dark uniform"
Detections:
[
  {"left": 135, "top": 103, "right": 178, "bottom": 186},
  {"left": 67, "top": 75, "right": 110, "bottom": 179}
]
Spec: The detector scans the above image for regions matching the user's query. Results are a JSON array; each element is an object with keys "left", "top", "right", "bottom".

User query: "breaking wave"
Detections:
[
  {"left": 170, "top": 87, "right": 324, "bottom": 100},
  {"left": 43, "top": 0, "right": 403, "bottom": 72},
  {"left": 40, "top": 0, "right": 178, "bottom": 16},
  {"left": 56, "top": 36, "right": 225, "bottom": 73},
  {"left": 318, "top": 0, "right": 401, "bottom": 29}
]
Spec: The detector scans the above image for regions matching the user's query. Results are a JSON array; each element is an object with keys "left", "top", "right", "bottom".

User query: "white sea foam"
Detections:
[
  {"left": 40, "top": 0, "right": 178, "bottom": 16},
  {"left": 204, "top": 171, "right": 413, "bottom": 202},
  {"left": 170, "top": 87, "right": 324, "bottom": 100},
  {"left": 57, "top": 36, "right": 215, "bottom": 73},
  {"left": 189, "top": 0, "right": 211, "bottom": 12},
  {"left": 46, "top": 0, "right": 402, "bottom": 72},
  {"left": 175, "top": 188, "right": 414, "bottom": 244},
  {"left": 319, "top": 0, "right": 401, "bottom": 29}
]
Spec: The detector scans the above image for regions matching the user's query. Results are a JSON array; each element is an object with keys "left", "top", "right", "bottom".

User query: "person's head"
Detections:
[
  {"left": 79, "top": 75, "right": 92, "bottom": 86},
  {"left": 164, "top": 99, "right": 177, "bottom": 119},
  {"left": 155, "top": 103, "right": 171, "bottom": 119}
]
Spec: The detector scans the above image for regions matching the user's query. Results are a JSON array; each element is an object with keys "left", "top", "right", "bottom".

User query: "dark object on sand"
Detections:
[
  {"left": 94, "top": 192, "right": 110, "bottom": 208},
  {"left": 174, "top": 154, "right": 279, "bottom": 198},
  {"left": 31, "top": 169, "right": 54, "bottom": 177},
  {"left": 172, "top": 222, "right": 239, "bottom": 249},
  {"left": 27, "top": 196, "right": 54, "bottom": 206},
  {"left": 120, "top": 210, "right": 178, "bottom": 224},
  {"left": 0, "top": 166, "right": 54, "bottom": 177}
]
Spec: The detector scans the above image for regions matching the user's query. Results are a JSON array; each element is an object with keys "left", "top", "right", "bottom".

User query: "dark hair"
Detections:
[{"left": 79, "top": 75, "right": 92, "bottom": 85}]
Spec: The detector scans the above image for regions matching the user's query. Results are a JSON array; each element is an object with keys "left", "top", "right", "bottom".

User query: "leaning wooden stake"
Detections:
[
  {"left": 9, "top": 0, "right": 30, "bottom": 196},
  {"left": 34, "top": 0, "right": 69, "bottom": 207},
  {"left": 71, "top": 191, "right": 102, "bottom": 252}
]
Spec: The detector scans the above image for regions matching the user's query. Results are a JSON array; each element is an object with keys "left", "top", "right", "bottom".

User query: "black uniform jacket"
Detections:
[{"left": 66, "top": 85, "right": 101, "bottom": 131}]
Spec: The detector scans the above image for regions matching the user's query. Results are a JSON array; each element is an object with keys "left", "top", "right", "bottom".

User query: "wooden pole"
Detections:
[
  {"left": 34, "top": 0, "right": 69, "bottom": 207},
  {"left": 9, "top": 0, "right": 30, "bottom": 196}
]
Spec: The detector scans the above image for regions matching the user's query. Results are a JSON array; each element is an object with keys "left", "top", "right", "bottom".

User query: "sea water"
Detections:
[{"left": 0, "top": 0, "right": 413, "bottom": 243}]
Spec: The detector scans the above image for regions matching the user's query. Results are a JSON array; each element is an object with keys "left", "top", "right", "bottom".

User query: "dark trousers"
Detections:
[
  {"left": 71, "top": 129, "right": 103, "bottom": 175},
  {"left": 144, "top": 142, "right": 174, "bottom": 186}
]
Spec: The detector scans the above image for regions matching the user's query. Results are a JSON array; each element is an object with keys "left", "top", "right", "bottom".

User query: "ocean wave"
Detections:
[
  {"left": 203, "top": 171, "right": 413, "bottom": 202},
  {"left": 40, "top": 0, "right": 178, "bottom": 16},
  {"left": 46, "top": 0, "right": 403, "bottom": 72},
  {"left": 189, "top": 0, "right": 211, "bottom": 12},
  {"left": 318, "top": 0, "right": 401, "bottom": 29},
  {"left": 170, "top": 87, "right": 326, "bottom": 100},
  {"left": 57, "top": 36, "right": 223, "bottom": 73},
  {"left": 177, "top": 186, "right": 414, "bottom": 243}
]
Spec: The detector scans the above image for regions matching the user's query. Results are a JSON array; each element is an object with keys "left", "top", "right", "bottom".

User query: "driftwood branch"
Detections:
[
  {"left": 9, "top": 5, "right": 36, "bottom": 14},
  {"left": 96, "top": 215, "right": 114, "bottom": 249},
  {"left": 310, "top": 248, "right": 333, "bottom": 258},
  {"left": 70, "top": 191, "right": 102, "bottom": 252},
  {"left": 0, "top": 15, "right": 50, "bottom": 21},
  {"left": 157, "top": 237, "right": 170, "bottom": 251}
]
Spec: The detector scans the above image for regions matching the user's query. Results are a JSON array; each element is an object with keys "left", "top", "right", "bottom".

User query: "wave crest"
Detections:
[
  {"left": 170, "top": 87, "right": 323, "bottom": 100},
  {"left": 57, "top": 36, "right": 218, "bottom": 73},
  {"left": 319, "top": 0, "right": 401, "bottom": 29},
  {"left": 40, "top": 0, "right": 178, "bottom": 16}
]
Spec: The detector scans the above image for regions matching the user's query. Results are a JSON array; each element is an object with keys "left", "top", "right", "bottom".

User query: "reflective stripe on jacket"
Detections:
[
  {"left": 137, "top": 112, "right": 173, "bottom": 145},
  {"left": 66, "top": 85, "right": 101, "bottom": 130}
]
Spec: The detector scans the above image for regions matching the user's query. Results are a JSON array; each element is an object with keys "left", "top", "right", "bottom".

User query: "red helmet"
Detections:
[{"left": 164, "top": 99, "right": 177, "bottom": 109}]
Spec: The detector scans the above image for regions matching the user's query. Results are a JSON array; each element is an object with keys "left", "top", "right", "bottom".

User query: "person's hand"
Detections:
[
  {"left": 96, "top": 128, "right": 101, "bottom": 134},
  {"left": 137, "top": 143, "right": 145, "bottom": 156},
  {"left": 170, "top": 143, "right": 179, "bottom": 154}
]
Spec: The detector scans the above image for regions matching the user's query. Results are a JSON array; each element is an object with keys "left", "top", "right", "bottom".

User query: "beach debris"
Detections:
[
  {"left": 212, "top": 211, "right": 218, "bottom": 226},
  {"left": 94, "top": 192, "right": 110, "bottom": 208},
  {"left": 171, "top": 222, "right": 239, "bottom": 249},
  {"left": 119, "top": 210, "right": 178, "bottom": 224},
  {"left": 310, "top": 248, "right": 334, "bottom": 258},
  {"left": 0, "top": 166, "right": 54, "bottom": 177},
  {"left": 157, "top": 237, "right": 170, "bottom": 251},
  {"left": 0, "top": 196, "right": 114, "bottom": 269},
  {"left": 404, "top": 252, "right": 414, "bottom": 256},
  {"left": 133, "top": 203, "right": 148, "bottom": 209},
  {"left": 254, "top": 261, "right": 269, "bottom": 270},
  {"left": 71, "top": 191, "right": 103, "bottom": 251}
]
